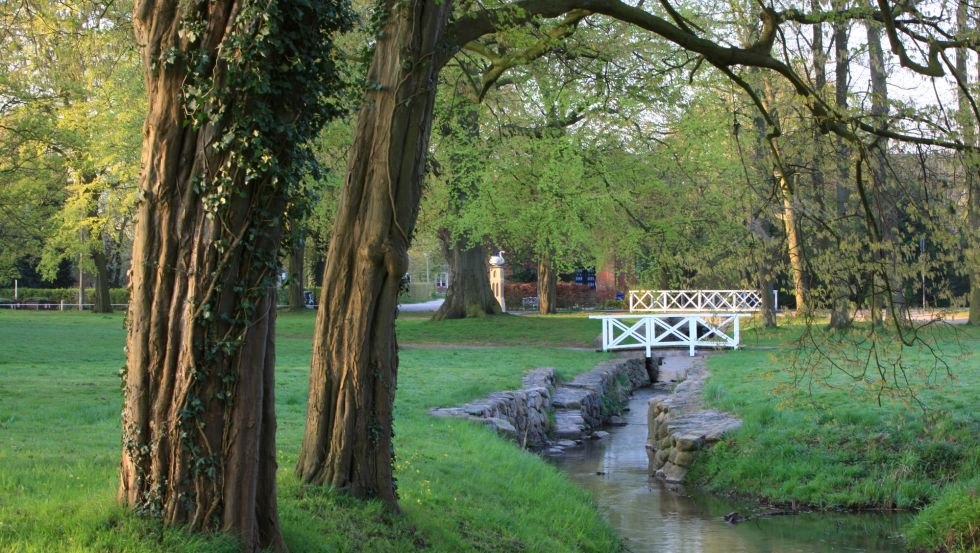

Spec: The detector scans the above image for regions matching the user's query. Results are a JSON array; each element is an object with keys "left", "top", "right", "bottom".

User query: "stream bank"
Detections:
[{"left": 430, "top": 350, "right": 910, "bottom": 551}]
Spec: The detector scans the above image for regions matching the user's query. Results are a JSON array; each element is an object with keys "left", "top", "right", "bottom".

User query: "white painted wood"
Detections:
[
  {"left": 628, "top": 289, "right": 763, "bottom": 313},
  {"left": 589, "top": 314, "right": 748, "bottom": 357}
]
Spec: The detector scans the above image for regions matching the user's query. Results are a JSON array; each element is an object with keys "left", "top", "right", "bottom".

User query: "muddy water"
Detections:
[{"left": 549, "top": 387, "right": 909, "bottom": 553}]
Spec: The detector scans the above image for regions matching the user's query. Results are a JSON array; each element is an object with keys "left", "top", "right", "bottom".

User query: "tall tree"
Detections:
[
  {"left": 431, "top": 76, "right": 500, "bottom": 319},
  {"left": 956, "top": 0, "right": 980, "bottom": 324},
  {"left": 302, "top": 0, "right": 980, "bottom": 506},
  {"left": 118, "top": 0, "right": 351, "bottom": 550},
  {"left": 296, "top": 0, "right": 452, "bottom": 507},
  {"left": 827, "top": 11, "right": 854, "bottom": 329}
]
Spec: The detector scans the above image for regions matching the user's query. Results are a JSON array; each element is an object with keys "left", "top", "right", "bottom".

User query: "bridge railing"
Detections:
[
  {"left": 590, "top": 313, "right": 748, "bottom": 357},
  {"left": 628, "top": 289, "right": 764, "bottom": 313}
]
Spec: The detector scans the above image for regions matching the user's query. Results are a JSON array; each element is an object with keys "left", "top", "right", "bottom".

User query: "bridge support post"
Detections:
[{"left": 688, "top": 317, "right": 696, "bottom": 357}]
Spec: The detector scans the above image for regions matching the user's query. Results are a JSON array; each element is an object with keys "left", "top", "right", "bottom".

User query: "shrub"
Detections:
[{"left": 0, "top": 287, "right": 129, "bottom": 305}]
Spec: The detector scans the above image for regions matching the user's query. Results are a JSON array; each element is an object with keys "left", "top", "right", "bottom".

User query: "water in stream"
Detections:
[{"left": 549, "top": 387, "right": 910, "bottom": 553}]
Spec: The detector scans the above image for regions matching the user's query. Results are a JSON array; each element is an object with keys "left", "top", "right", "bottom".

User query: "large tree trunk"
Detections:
[
  {"left": 538, "top": 254, "right": 557, "bottom": 314},
  {"left": 433, "top": 235, "right": 500, "bottom": 319},
  {"left": 91, "top": 248, "right": 112, "bottom": 313},
  {"left": 296, "top": 0, "right": 451, "bottom": 508},
  {"left": 120, "top": 0, "right": 347, "bottom": 550},
  {"left": 746, "top": 97, "right": 779, "bottom": 328},
  {"left": 288, "top": 233, "right": 306, "bottom": 311}
]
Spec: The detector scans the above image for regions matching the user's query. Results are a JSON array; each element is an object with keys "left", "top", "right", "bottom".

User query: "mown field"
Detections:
[
  {"left": 0, "top": 310, "right": 620, "bottom": 552},
  {"left": 1, "top": 309, "right": 977, "bottom": 552}
]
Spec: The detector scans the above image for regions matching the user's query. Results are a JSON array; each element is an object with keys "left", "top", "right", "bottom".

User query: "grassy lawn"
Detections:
[
  {"left": 692, "top": 319, "right": 980, "bottom": 553},
  {"left": 0, "top": 310, "right": 620, "bottom": 552},
  {"left": 2, "top": 309, "right": 977, "bottom": 552}
]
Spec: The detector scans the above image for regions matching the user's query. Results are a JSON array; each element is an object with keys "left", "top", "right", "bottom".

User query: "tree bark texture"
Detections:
[
  {"left": 296, "top": 0, "right": 452, "bottom": 508},
  {"left": 777, "top": 169, "right": 808, "bottom": 313},
  {"left": 91, "top": 248, "right": 113, "bottom": 313},
  {"left": 751, "top": 217, "right": 779, "bottom": 327},
  {"left": 288, "top": 234, "right": 306, "bottom": 311},
  {"left": 957, "top": 0, "right": 980, "bottom": 324},
  {"left": 433, "top": 235, "right": 500, "bottom": 319},
  {"left": 747, "top": 106, "right": 779, "bottom": 328},
  {"left": 538, "top": 255, "right": 557, "bottom": 314},
  {"left": 120, "top": 0, "right": 348, "bottom": 549},
  {"left": 761, "top": 77, "right": 808, "bottom": 314},
  {"left": 828, "top": 17, "right": 853, "bottom": 329},
  {"left": 969, "top": 177, "right": 980, "bottom": 324},
  {"left": 120, "top": 9, "right": 287, "bottom": 549}
]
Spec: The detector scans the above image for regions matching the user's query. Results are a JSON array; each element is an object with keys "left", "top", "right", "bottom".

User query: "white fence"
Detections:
[
  {"left": 628, "top": 289, "right": 768, "bottom": 313},
  {"left": 590, "top": 313, "right": 748, "bottom": 357}
]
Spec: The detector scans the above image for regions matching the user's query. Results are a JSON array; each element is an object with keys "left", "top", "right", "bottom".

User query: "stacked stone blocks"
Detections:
[{"left": 430, "top": 356, "right": 650, "bottom": 449}]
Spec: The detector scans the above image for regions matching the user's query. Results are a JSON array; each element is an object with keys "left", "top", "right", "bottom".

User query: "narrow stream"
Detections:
[{"left": 549, "top": 387, "right": 910, "bottom": 553}]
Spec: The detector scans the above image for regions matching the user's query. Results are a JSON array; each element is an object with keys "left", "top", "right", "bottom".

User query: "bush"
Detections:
[
  {"left": 0, "top": 287, "right": 129, "bottom": 305},
  {"left": 400, "top": 282, "right": 436, "bottom": 303}
]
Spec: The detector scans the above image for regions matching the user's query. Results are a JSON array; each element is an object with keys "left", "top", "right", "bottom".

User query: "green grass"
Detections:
[
  {"left": 390, "top": 311, "right": 601, "bottom": 347},
  {"left": 691, "top": 319, "right": 980, "bottom": 552},
  {"left": 0, "top": 310, "right": 620, "bottom": 552}
]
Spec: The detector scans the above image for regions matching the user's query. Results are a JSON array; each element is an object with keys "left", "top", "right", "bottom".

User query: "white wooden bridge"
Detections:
[{"left": 593, "top": 290, "right": 763, "bottom": 357}]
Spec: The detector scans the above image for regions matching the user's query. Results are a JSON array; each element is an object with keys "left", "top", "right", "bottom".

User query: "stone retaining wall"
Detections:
[
  {"left": 646, "top": 356, "right": 742, "bottom": 482},
  {"left": 430, "top": 356, "right": 652, "bottom": 450}
]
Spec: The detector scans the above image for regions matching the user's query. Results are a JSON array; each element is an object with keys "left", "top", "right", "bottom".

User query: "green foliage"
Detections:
[
  {"left": 0, "top": 310, "right": 621, "bottom": 552},
  {"left": 0, "top": 0, "right": 145, "bottom": 281}
]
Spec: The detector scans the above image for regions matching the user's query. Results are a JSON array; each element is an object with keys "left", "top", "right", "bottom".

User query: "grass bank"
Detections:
[
  {"left": 691, "top": 320, "right": 980, "bottom": 552},
  {"left": 0, "top": 310, "right": 621, "bottom": 552}
]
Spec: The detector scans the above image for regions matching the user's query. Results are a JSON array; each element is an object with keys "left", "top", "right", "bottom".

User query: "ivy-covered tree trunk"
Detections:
[
  {"left": 91, "top": 248, "right": 112, "bottom": 313},
  {"left": 538, "top": 255, "right": 557, "bottom": 314},
  {"left": 296, "top": 0, "right": 452, "bottom": 507},
  {"left": 119, "top": 0, "right": 349, "bottom": 550},
  {"left": 288, "top": 234, "right": 306, "bottom": 311},
  {"left": 433, "top": 236, "right": 499, "bottom": 319}
]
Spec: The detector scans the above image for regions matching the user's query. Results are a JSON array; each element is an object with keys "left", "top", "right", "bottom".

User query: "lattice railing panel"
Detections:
[{"left": 629, "top": 289, "right": 762, "bottom": 313}]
